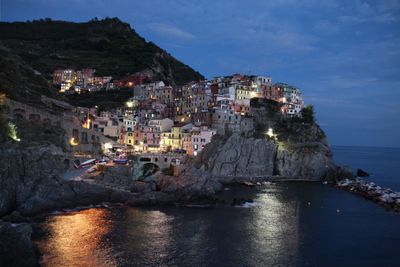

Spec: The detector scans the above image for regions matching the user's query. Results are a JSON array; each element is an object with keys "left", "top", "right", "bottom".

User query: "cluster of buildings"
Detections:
[
  {"left": 54, "top": 69, "right": 153, "bottom": 94},
  {"left": 53, "top": 68, "right": 113, "bottom": 94},
  {"left": 73, "top": 73, "right": 305, "bottom": 156}
]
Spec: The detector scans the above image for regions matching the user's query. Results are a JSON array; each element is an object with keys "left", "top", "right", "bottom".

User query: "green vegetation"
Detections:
[
  {"left": 0, "top": 94, "right": 7, "bottom": 142},
  {"left": 67, "top": 87, "right": 135, "bottom": 110},
  {"left": 0, "top": 47, "right": 63, "bottom": 104},
  {"left": 301, "top": 105, "right": 315, "bottom": 123},
  {"left": 0, "top": 17, "right": 203, "bottom": 85},
  {"left": 281, "top": 105, "right": 315, "bottom": 124}
]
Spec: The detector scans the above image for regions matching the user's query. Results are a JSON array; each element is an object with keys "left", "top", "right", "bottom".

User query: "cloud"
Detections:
[
  {"left": 147, "top": 23, "right": 196, "bottom": 41},
  {"left": 338, "top": 0, "right": 399, "bottom": 24},
  {"left": 319, "top": 75, "right": 378, "bottom": 90},
  {"left": 313, "top": 20, "right": 340, "bottom": 34}
]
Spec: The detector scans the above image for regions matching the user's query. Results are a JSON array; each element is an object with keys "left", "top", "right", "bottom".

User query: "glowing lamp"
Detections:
[
  {"left": 266, "top": 128, "right": 275, "bottom": 139},
  {"left": 70, "top": 137, "right": 79, "bottom": 146}
]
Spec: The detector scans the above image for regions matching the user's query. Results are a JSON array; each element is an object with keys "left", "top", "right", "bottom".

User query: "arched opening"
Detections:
[
  {"left": 72, "top": 129, "right": 79, "bottom": 141},
  {"left": 73, "top": 159, "right": 80, "bottom": 168},
  {"left": 43, "top": 118, "right": 51, "bottom": 125},
  {"left": 1, "top": 105, "right": 10, "bottom": 114},
  {"left": 13, "top": 108, "right": 25, "bottom": 120},
  {"left": 141, "top": 163, "right": 160, "bottom": 179},
  {"left": 14, "top": 113, "right": 24, "bottom": 120},
  {"left": 81, "top": 132, "right": 88, "bottom": 144},
  {"left": 29, "top": 113, "right": 41, "bottom": 123},
  {"left": 63, "top": 159, "right": 70, "bottom": 170}
]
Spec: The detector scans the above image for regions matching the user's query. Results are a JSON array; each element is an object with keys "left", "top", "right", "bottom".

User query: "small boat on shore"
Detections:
[
  {"left": 74, "top": 159, "right": 96, "bottom": 169},
  {"left": 242, "top": 181, "right": 256, "bottom": 187},
  {"left": 97, "top": 157, "right": 109, "bottom": 164},
  {"left": 86, "top": 165, "right": 97, "bottom": 173},
  {"left": 113, "top": 158, "right": 128, "bottom": 165}
]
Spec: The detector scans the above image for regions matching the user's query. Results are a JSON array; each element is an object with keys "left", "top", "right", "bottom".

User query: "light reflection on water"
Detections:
[
  {"left": 37, "top": 208, "right": 117, "bottom": 267},
  {"left": 250, "top": 191, "right": 300, "bottom": 266},
  {"left": 36, "top": 186, "right": 303, "bottom": 267},
  {"left": 36, "top": 183, "right": 400, "bottom": 266},
  {"left": 36, "top": 147, "right": 400, "bottom": 266}
]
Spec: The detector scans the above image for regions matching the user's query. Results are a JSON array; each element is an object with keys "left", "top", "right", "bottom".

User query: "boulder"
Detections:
[
  {"left": 0, "top": 222, "right": 38, "bottom": 267},
  {"left": 357, "top": 169, "right": 370, "bottom": 177},
  {"left": 130, "top": 181, "right": 155, "bottom": 194},
  {"left": 325, "top": 166, "right": 355, "bottom": 182}
]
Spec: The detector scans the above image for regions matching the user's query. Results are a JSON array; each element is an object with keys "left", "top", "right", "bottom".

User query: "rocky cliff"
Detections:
[
  {"left": 191, "top": 132, "right": 333, "bottom": 181},
  {"left": 0, "top": 222, "right": 38, "bottom": 267},
  {"left": 193, "top": 134, "right": 277, "bottom": 177},
  {"left": 190, "top": 102, "right": 335, "bottom": 182},
  {"left": 0, "top": 144, "right": 222, "bottom": 218}
]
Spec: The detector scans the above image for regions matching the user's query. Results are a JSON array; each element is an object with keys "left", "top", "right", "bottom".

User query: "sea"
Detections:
[{"left": 35, "top": 146, "right": 400, "bottom": 267}]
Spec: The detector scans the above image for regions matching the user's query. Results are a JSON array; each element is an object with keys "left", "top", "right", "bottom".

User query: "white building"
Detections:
[
  {"left": 123, "top": 114, "right": 138, "bottom": 132},
  {"left": 276, "top": 83, "right": 304, "bottom": 117},
  {"left": 148, "top": 118, "right": 174, "bottom": 132},
  {"left": 253, "top": 75, "right": 272, "bottom": 85}
]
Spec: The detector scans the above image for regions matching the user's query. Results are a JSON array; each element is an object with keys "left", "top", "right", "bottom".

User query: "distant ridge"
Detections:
[{"left": 0, "top": 17, "right": 204, "bottom": 99}]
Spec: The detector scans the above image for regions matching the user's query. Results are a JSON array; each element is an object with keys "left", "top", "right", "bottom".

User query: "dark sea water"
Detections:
[
  {"left": 332, "top": 146, "right": 400, "bottom": 191},
  {"left": 36, "top": 146, "right": 400, "bottom": 267}
]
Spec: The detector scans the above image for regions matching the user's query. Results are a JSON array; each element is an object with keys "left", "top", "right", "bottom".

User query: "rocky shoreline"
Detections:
[
  {"left": 1, "top": 164, "right": 398, "bottom": 267},
  {"left": 336, "top": 178, "right": 400, "bottom": 212},
  {"left": 0, "top": 135, "right": 395, "bottom": 266}
]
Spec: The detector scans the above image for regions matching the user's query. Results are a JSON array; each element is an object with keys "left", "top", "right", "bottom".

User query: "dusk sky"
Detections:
[{"left": 1, "top": 0, "right": 399, "bottom": 147}]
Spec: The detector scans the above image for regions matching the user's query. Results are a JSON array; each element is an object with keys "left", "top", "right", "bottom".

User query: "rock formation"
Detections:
[
  {"left": 194, "top": 134, "right": 277, "bottom": 177},
  {"left": 0, "top": 221, "right": 38, "bottom": 267},
  {"left": 190, "top": 122, "right": 335, "bottom": 182}
]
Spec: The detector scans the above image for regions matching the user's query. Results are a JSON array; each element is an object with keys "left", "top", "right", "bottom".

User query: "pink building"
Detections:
[{"left": 190, "top": 126, "right": 216, "bottom": 156}]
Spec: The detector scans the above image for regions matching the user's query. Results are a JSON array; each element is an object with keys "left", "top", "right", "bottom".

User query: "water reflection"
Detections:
[
  {"left": 37, "top": 208, "right": 117, "bottom": 267},
  {"left": 249, "top": 188, "right": 300, "bottom": 266},
  {"left": 114, "top": 208, "right": 174, "bottom": 265},
  {"left": 36, "top": 187, "right": 302, "bottom": 266},
  {"left": 36, "top": 183, "right": 400, "bottom": 266}
]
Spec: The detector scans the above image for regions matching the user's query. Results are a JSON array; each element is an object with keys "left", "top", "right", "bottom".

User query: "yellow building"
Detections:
[
  {"left": 125, "top": 132, "right": 135, "bottom": 146},
  {"left": 160, "top": 123, "right": 193, "bottom": 152}
]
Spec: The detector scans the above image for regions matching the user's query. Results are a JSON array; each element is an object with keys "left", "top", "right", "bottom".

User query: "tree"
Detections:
[{"left": 302, "top": 105, "right": 315, "bottom": 123}]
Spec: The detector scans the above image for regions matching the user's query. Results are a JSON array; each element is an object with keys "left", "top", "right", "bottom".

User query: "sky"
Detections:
[{"left": 1, "top": 0, "right": 400, "bottom": 147}]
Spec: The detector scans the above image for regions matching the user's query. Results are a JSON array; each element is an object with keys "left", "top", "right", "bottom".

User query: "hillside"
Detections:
[
  {"left": 0, "top": 45, "right": 64, "bottom": 104},
  {"left": 0, "top": 17, "right": 204, "bottom": 87}
]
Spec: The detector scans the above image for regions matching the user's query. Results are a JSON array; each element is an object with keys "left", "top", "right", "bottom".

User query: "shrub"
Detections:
[{"left": 301, "top": 105, "right": 315, "bottom": 123}]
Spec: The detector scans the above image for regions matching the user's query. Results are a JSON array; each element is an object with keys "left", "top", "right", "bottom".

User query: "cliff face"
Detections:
[
  {"left": 0, "top": 144, "right": 222, "bottom": 217},
  {"left": 195, "top": 134, "right": 277, "bottom": 177},
  {"left": 275, "top": 142, "right": 333, "bottom": 179},
  {"left": 191, "top": 118, "right": 335, "bottom": 181},
  {"left": 0, "top": 145, "right": 70, "bottom": 216},
  {"left": 0, "top": 144, "right": 119, "bottom": 216},
  {"left": 0, "top": 222, "right": 38, "bottom": 267}
]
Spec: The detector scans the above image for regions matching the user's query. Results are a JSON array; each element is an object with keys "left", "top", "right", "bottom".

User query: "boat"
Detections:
[
  {"left": 97, "top": 157, "right": 109, "bottom": 165},
  {"left": 86, "top": 165, "right": 98, "bottom": 173},
  {"left": 242, "top": 181, "right": 256, "bottom": 187},
  {"left": 74, "top": 159, "right": 96, "bottom": 169},
  {"left": 113, "top": 158, "right": 129, "bottom": 164}
]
